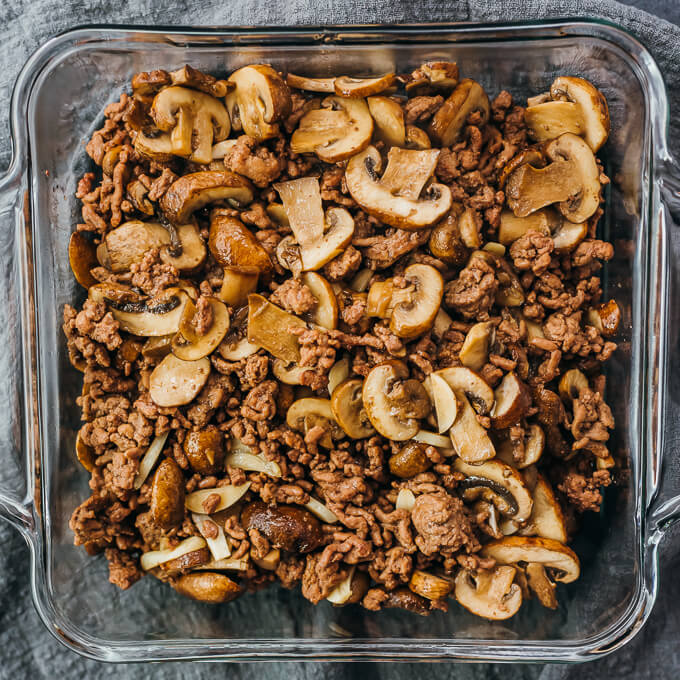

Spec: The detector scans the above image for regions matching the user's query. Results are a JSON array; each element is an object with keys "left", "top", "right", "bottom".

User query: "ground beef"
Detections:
[
  {"left": 403, "top": 95, "right": 443, "bottom": 124},
  {"left": 269, "top": 278, "right": 317, "bottom": 314},
  {"left": 570, "top": 388, "right": 615, "bottom": 457},
  {"left": 130, "top": 248, "right": 179, "bottom": 296},
  {"left": 323, "top": 245, "right": 362, "bottom": 281},
  {"left": 444, "top": 257, "right": 498, "bottom": 319},
  {"left": 223, "top": 135, "right": 286, "bottom": 187},
  {"left": 558, "top": 469, "right": 612, "bottom": 513},
  {"left": 357, "top": 229, "right": 431, "bottom": 270},
  {"left": 300, "top": 550, "right": 347, "bottom": 604},
  {"left": 510, "top": 229, "right": 554, "bottom": 276},
  {"left": 105, "top": 548, "right": 142, "bottom": 589},
  {"left": 192, "top": 295, "right": 214, "bottom": 336},
  {"left": 241, "top": 380, "right": 278, "bottom": 421}
]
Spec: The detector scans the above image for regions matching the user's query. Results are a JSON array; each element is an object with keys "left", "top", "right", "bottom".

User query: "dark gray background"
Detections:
[{"left": 1, "top": 1, "right": 679, "bottom": 678}]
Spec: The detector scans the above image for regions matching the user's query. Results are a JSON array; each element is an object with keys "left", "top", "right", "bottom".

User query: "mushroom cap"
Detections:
[
  {"left": 390, "top": 263, "right": 444, "bottom": 340},
  {"left": 301, "top": 272, "right": 338, "bottom": 330},
  {"left": 454, "top": 566, "right": 522, "bottom": 621},
  {"left": 334, "top": 73, "right": 396, "bottom": 98},
  {"left": 405, "top": 125, "right": 432, "bottom": 150},
  {"left": 524, "top": 100, "right": 584, "bottom": 143},
  {"left": 345, "top": 145, "right": 451, "bottom": 230},
  {"left": 172, "top": 297, "right": 230, "bottom": 361},
  {"left": 286, "top": 73, "right": 336, "bottom": 92},
  {"left": 331, "top": 378, "right": 376, "bottom": 439},
  {"left": 490, "top": 371, "right": 531, "bottom": 429},
  {"left": 459, "top": 321, "right": 495, "bottom": 371},
  {"left": 518, "top": 474, "right": 568, "bottom": 544},
  {"left": 481, "top": 536, "right": 580, "bottom": 583},
  {"left": 367, "top": 95, "right": 406, "bottom": 147},
  {"left": 149, "top": 354, "right": 211, "bottom": 407},
  {"left": 68, "top": 231, "right": 98, "bottom": 288},
  {"left": 448, "top": 391, "right": 496, "bottom": 463}
]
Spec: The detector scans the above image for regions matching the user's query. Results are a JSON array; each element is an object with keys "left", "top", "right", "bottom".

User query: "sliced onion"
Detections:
[
  {"left": 305, "top": 497, "right": 339, "bottom": 523},
  {"left": 225, "top": 450, "right": 282, "bottom": 478},
  {"left": 395, "top": 488, "right": 416, "bottom": 512},
  {"left": 195, "top": 557, "right": 250, "bottom": 571},
  {"left": 413, "top": 429, "right": 453, "bottom": 450},
  {"left": 185, "top": 482, "right": 251, "bottom": 514},
  {"left": 326, "top": 566, "right": 355, "bottom": 604},
  {"left": 133, "top": 431, "right": 170, "bottom": 490},
  {"left": 140, "top": 536, "right": 206, "bottom": 571},
  {"left": 192, "top": 512, "right": 231, "bottom": 561},
  {"left": 328, "top": 357, "right": 350, "bottom": 396}
]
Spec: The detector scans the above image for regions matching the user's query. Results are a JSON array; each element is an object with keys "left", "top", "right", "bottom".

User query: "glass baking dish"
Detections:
[{"left": 0, "top": 19, "right": 679, "bottom": 663}]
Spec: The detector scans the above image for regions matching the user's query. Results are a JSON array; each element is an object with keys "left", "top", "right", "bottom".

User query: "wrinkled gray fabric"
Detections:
[{"left": 1, "top": 0, "right": 679, "bottom": 678}]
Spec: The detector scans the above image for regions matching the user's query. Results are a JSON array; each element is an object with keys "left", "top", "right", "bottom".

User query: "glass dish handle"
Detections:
[
  {"left": 0, "top": 166, "right": 33, "bottom": 535},
  {"left": 649, "top": 160, "right": 680, "bottom": 540}
]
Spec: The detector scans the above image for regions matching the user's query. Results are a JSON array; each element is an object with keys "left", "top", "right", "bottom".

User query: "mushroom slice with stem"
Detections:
[
  {"left": 367, "top": 96, "right": 406, "bottom": 147},
  {"left": 551, "top": 219, "right": 588, "bottom": 253},
  {"left": 68, "top": 232, "right": 98, "bottom": 288},
  {"left": 405, "top": 125, "right": 432, "bottom": 150},
  {"left": 274, "top": 177, "right": 355, "bottom": 271},
  {"left": 291, "top": 96, "right": 373, "bottom": 162},
  {"left": 148, "top": 86, "right": 231, "bottom": 163},
  {"left": 149, "top": 354, "right": 211, "bottom": 407},
  {"left": 550, "top": 76, "right": 610, "bottom": 151},
  {"left": 362, "top": 361, "right": 431, "bottom": 441},
  {"left": 587, "top": 299, "right": 621, "bottom": 338},
  {"left": 185, "top": 482, "right": 251, "bottom": 514},
  {"left": 434, "top": 366, "right": 495, "bottom": 416},
  {"left": 286, "top": 73, "right": 336, "bottom": 92},
  {"left": 427, "top": 78, "right": 490, "bottom": 147},
  {"left": 524, "top": 101, "right": 584, "bottom": 143},
  {"left": 428, "top": 372, "right": 458, "bottom": 433},
  {"left": 141, "top": 335, "right": 174, "bottom": 360},
  {"left": 454, "top": 566, "right": 522, "bottom": 621},
  {"left": 481, "top": 536, "right": 580, "bottom": 584},
  {"left": 498, "top": 208, "right": 559, "bottom": 245},
  {"left": 409, "top": 570, "right": 453, "bottom": 601},
  {"left": 219, "top": 266, "right": 260, "bottom": 307},
  {"left": 272, "top": 359, "right": 308, "bottom": 386},
  {"left": 161, "top": 223, "right": 208, "bottom": 273},
  {"left": 496, "top": 424, "right": 545, "bottom": 469},
  {"left": 525, "top": 562, "right": 558, "bottom": 609},
  {"left": 169, "top": 64, "right": 231, "bottom": 97},
  {"left": 160, "top": 171, "right": 254, "bottom": 224},
  {"left": 490, "top": 372, "right": 532, "bottom": 429},
  {"left": 172, "top": 297, "right": 230, "bottom": 361},
  {"left": 389, "top": 264, "right": 443, "bottom": 340},
  {"left": 453, "top": 458, "right": 533, "bottom": 522},
  {"left": 345, "top": 146, "right": 451, "bottom": 230},
  {"left": 404, "top": 61, "right": 459, "bottom": 95},
  {"left": 558, "top": 368, "right": 589, "bottom": 404},
  {"left": 334, "top": 73, "right": 397, "bottom": 98},
  {"left": 378, "top": 148, "right": 441, "bottom": 201},
  {"left": 226, "top": 65, "right": 292, "bottom": 142},
  {"left": 286, "top": 397, "right": 345, "bottom": 447},
  {"left": 448, "top": 393, "right": 496, "bottom": 463},
  {"left": 518, "top": 474, "right": 568, "bottom": 544},
  {"left": 247, "top": 293, "right": 307, "bottom": 364},
  {"left": 301, "top": 272, "right": 338, "bottom": 330},
  {"left": 107, "top": 288, "right": 191, "bottom": 337},
  {"left": 331, "top": 378, "right": 376, "bottom": 439},
  {"left": 459, "top": 322, "right": 495, "bottom": 371}
]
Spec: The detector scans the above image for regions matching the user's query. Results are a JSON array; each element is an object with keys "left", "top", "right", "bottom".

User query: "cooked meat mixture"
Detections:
[{"left": 65, "top": 63, "right": 620, "bottom": 620}]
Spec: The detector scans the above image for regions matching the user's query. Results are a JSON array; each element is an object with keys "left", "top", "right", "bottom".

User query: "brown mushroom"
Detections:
[
  {"left": 140, "top": 536, "right": 207, "bottom": 571},
  {"left": 388, "top": 441, "right": 431, "bottom": 479},
  {"left": 525, "top": 562, "right": 558, "bottom": 609},
  {"left": 68, "top": 231, "right": 98, "bottom": 288},
  {"left": 172, "top": 297, "right": 230, "bottom": 361},
  {"left": 383, "top": 587, "right": 431, "bottom": 616},
  {"left": 185, "top": 482, "right": 251, "bottom": 514},
  {"left": 404, "top": 61, "right": 459, "bottom": 95},
  {"left": 331, "top": 378, "right": 376, "bottom": 439},
  {"left": 409, "top": 570, "right": 453, "bottom": 601},
  {"left": 149, "top": 354, "right": 211, "bottom": 407},
  {"left": 286, "top": 73, "right": 336, "bottom": 92},
  {"left": 518, "top": 474, "right": 568, "bottom": 544},
  {"left": 173, "top": 572, "right": 241, "bottom": 604},
  {"left": 490, "top": 372, "right": 531, "bottom": 429},
  {"left": 587, "top": 299, "right": 621, "bottom": 337},
  {"left": 75, "top": 432, "right": 95, "bottom": 472},
  {"left": 169, "top": 64, "right": 231, "bottom": 98},
  {"left": 247, "top": 293, "right": 306, "bottom": 364},
  {"left": 405, "top": 125, "right": 432, "bottom": 150},
  {"left": 427, "top": 372, "right": 458, "bottom": 433},
  {"left": 454, "top": 566, "right": 522, "bottom": 620},
  {"left": 428, "top": 207, "right": 471, "bottom": 266},
  {"left": 558, "top": 368, "right": 589, "bottom": 403},
  {"left": 367, "top": 95, "right": 406, "bottom": 147},
  {"left": 218, "top": 266, "right": 260, "bottom": 307},
  {"left": 301, "top": 272, "right": 338, "bottom": 330},
  {"left": 334, "top": 73, "right": 396, "bottom": 98},
  {"left": 150, "top": 458, "right": 185, "bottom": 531},
  {"left": 427, "top": 79, "right": 490, "bottom": 146},
  {"left": 498, "top": 208, "right": 559, "bottom": 245},
  {"left": 184, "top": 426, "right": 225, "bottom": 475},
  {"left": 286, "top": 397, "right": 344, "bottom": 447}
]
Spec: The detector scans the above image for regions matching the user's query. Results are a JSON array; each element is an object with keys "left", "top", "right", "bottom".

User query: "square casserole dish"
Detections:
[{"left": 0, "top": 20, "right": 679, "bottom": 663}]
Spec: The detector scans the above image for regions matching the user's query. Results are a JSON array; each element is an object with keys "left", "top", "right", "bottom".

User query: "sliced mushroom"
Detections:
[
  {"left": 107, "top": 288, "right": 191, "bottom": 337},
  {"left": 331, "top": 378, "right": 376, "bottom": 439},
  {"left": 550, "top": 76, "right": 610, "bottom": 151},
  {"left": 242, "top": 501, "right": 323, "bottom": 553},
  {"left": 379, "top": 148, "right": 441, "bottom": 201},
  {"left": 412, "top": 429, "right": 453, "bottom": 450},
  {"left": 184, "top": 427, "right": 225, "bottom": 475},
  {"left": 498, "top": 208, "right": 559, "bottom": 245},
  {"left": 432, "top": 307, "right": 453, "bottom": 340},
  {"left": 272, "top": 359, "right": 308, "bottom": 386},
  {"left": 247, "top": 293, "right": 306, "bottom": 363},
  {"left": 428, "top": 206, "right": 471, "bottom": 266},
  {"left": 434, "top": 366, "right": 495, "bottom": 415},
  {"left": 367, "top": 95, "right": 406, "bottom": 147},
  {"left": 518, "top": 474, "right": 568, "bottom": 544},
  {"left": 524, "top": 101, "right": 584, "bottom": 143},
  {"left": 448, "top": 393, "right": 496, "bottom": 463},
  {"left": 587, "top": 299, "right": 621, "bottom": 337},
  {"left": 496, "top": 423, "right": 545, "bottom": 469},
  {"left": 453, "top": 458, "right": 533, "bottom": 522},
  {"left": 185, "top": 482, "right": 251, "bottom": 514},
  {"left": 140, "top": 536, "right": 207, "bottom": 571},
  {"left": 291, "top": 96, "right": 373, "bottom": 162},
  {"left": 304, "top": 497, "right": 339, "bottom": 524},
  {"left": 219, "top": 266, "right": 260, "bottom": 307},
  {"left": 551, "top": 219, "right": 588, "bottom": 252},
  {"left": 525, "top": 562, "right": 558, "bottom": 609},
  {"left": 428, "top": 372, "right": 458, "bottom": 433},
  {"left": 68, "top": 231, "right": 98, "bottom": 288},
  {"left": 390, "top": 264, "right": 443, "bottom": 340},
  {"left": 141, "top": 335, "right": 174, "bottom": 360},
  {"left": 286, "top": 397, "right": 344, "bottom": 447},
  {"left": 226, "top": 65, "right": 292, "bottom": 141},
  {"left": 454, "top": 566, "right": 522, "bottom": 621},
  {"left": 286, "top": 73, "right": 336, "bottom": 92},
  {"left": 301, "top": 272, "right": 338, "bottom": 330},
  {"left": 404, "top": 61, "right": 459, "bottom": 94},
  {"left": 362, "top": 361, "right": 431, "bottom": 441},
  {"left": 334, "top": 73, "right": 396, "bottom": 98},
  {"left": 405, "top": 125, "right": 432, "bottom": 150},
  {"left": 395, "top": 488, "right": 416, "bottom": 511},
  {"left": 251, "top": 548, "right": 281, "bottom": 571},
  {"left": 146, "top": 86, "right": 231, "bottom": 163},
  {"left": 497, "top": 148, "right": 546, "bottom": 190},
  {"left": 134, "top": 432, "right": 170, "bottom": 489},
  {"left": 490, "top": 372, "right": 531, "bottom": 429},
  {"left": 75, "top": 431, "right": 96, "bottom": 472},
  {"left": 173, "top": 571, "right": 241, "bottom": 604},
  {"left": 160, "top": 171, "right": 254, "bottom": 224},
  {"left": 409, "top": 570, "right": 453, "bottom": 600},
  {"left": 149, "top": 354, "right": 211, "bottom": 407},
  {"left": 274, "top": 177, "right": 355, "bottom": 271},
  {"left": 345, "top": 146, "right": 451, "bottom": 230},
  {"left": 161, "top": 223, "right": 208, "bottom": 273},
  {"left": 558, "top": 368, "right": 589, "bottom": 403},
  {"left": 389, "top": 441, "right": 431, "bottom": 479},
  {"left": 169, "top": 64, "right": 231, "bottom": 97},
  {"left": 427, "top": 78, "right": 490, "bottom": 147},
  {"left": 172, "top": 297, "right": 230, "bottom": 361},
  {"left": 219, "top": 335, "right": 260, "bottom": 361},
  {"left": 208, "top": 213, "right": 273, "bottom": 280},
  {"left": 327, "top": 567, "right": 370, "bottom": 606},
  {"left": 459, "top": 322, "right": 495, "bottom": 371},
  {"left": 225, "top": 448, "right": 282, "bottom": 478},
  {"left": 327, "top": 357, "right": 350, "bottom": 396},
  {"left": 481, "top": 536, "right": 580, "bottom": 583}
]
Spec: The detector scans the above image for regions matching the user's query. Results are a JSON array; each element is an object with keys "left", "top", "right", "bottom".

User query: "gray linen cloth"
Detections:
[{"left": 1, "top": 1, "right": 679, "bottom": 678}]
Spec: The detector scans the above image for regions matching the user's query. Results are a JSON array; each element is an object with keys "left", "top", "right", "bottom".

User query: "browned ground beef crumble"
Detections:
[{"left": 64, "top": 64, "right": 620, "bottom": 616}]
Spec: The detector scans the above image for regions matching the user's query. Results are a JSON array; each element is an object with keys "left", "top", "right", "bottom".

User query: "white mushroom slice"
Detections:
[
  {"left": 409, "top": 570, "right": 453, "bottom": 601},
  {"left": 378, "top": 148, "right": 440, "bottom": 200},
  {"left": 454, "top": 566, "right": 522, "bottom": 621},
  {"left": 448, "top": 393, "right": 496, "bottom": 463},
  {"left": 551, "top": 220, "right": 587, "bottom": 253},
  {"left": 226, "top": 65, "right": 292, "bottom": 142},
  {"left": 161, "top": 223, "right": 208, "bottom": 273},
  {"left": 434, "top": 366, "right": 495, "bottom": 415},
  {"left": 251, "top": 548, "right": 281, "bottom": 571},
  {"left": 558, "top": 368, "right": 589, "bottom": 403},
  {"left": 149, "top": 354, "right": 211, "bottom": 407},
  {"left": 149, "top": 86, "right": 231, "bottom": 163},
  {"left": 524, "top": 101, "right": 584, "bottom": 143},
  {"left": 98, "top": 221, "right": 171, "bottom": 272},
  {"left": 405, "top": 125, "right": 432, "bottom": 150},
  {"left": 518, "top": 475, "right": 567, "bottom": 543},
  {"left": 395, "top": 488, "right": 416, "bottom": 512},
  {"left": 305, "top": 497, "right": 339, "bottom": 524},
  {"left": 458, "top": 207, "right": 482, "bottom": 248},
  {"left": 498, "top": 209, "right": 558, "bottom": 245},
  {"left": 326, "top": 567, "right": 356, "bottom": 605},
  {"left": 218, "top": 336, "right": 260, "bottom": 361},
  {"left": 550, "top": 76, "right": 610, "bottom": 151},
  {"left": 429, "top": 373, "right": 458, "bottom": 433},
  {"left": 525, "top": 562, "right": 558, "bottom": 609},
  {"left": 428, "top": 78, "right": 490, "bottom": 147},
  {"left": 195, "top": 558, "right": 249, "bottom": 571},
  {"left": 219, "top": 266, "right": 259, "bottom": 307},
  {"left": 225, "top": 449, "right": 282, "bottom": 478},
  {"left": 453, "top": 458, "right": 533, "bottom": 522},
  {"left": 247, "top": 293, "right": 306, "bottom": 364},
  {"left": 362, "top": 361, "right": 430, "bottom": 441},
  {"left": 481, "top": 536, "right": 580, "bottom": 583},
  {"left": 301, "top": 272, "right": 338, "bottom": 330},
  {"left": 286, "top": 398, "right": 344, "bottom": 448},
  {"left": 185, "top": 483, "right": 251, "bottom": 514},
  {"left": 327, "top": 357, "right": 350, "bottom": 396},
  {"left": 286, "top": 73, "right": 336, "bottom": 92},
  {"left": 192, "top": 512, "right": 232, "bottom": 561},
  {"left": 345, "top": 146, "right": 451, "bottom": 230},
  {"left": 412, "top": 429, "right": 453, "bottom": 450},
  {"left": 490, "top": 372, "right": 531, "bottom": 429},
  {"left": 389, "top": 264, "right": 444, "bottom": 340},
  {"left": 349, "top": 268, "right": 373, "bottom": 293},
  {"left": 291, "top": 96, "right": 373, "bottom": 162},
  {"left": 331, "top": 378, "right": 376, "bottom": 439},
  {"left": 211, "top": 139, "right": 238, "bottom": 160},
  {"left": 496, "top": 424, "right": 545, "bottom": 469},
  {"left": 432, "top": 307, "right": 453, "bottom": 339},
  {"left": 367, "top": 96, "right": 406, "bottom": 147},
  {"left": 109, "top": 289, "right": 191, "bottom": 337},
  {"left": 334, "top": 74, "right": 396, "bottom": 98},
  {"left": 275, "top": 235, "right": 303, "bottom": 277},
  {"left": 172, "top": 297, "right": 230, "bottom": 361},
  {"left": 140, "top": 536, "right": 207, "bottom": 571},
  {"left": 133, "top": 431, "right": 170, "bottom": 490},
  {"left": 459, "top": 322, "right": 495, "bottom": 371},
  {"left": 272, "top": 359, "right": 307, "bottom": 385}
]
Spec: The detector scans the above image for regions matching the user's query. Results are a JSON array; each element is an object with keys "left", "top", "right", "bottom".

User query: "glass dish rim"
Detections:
[{"left": 2, "top": 17, "right": 672, "bottom": 662}]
